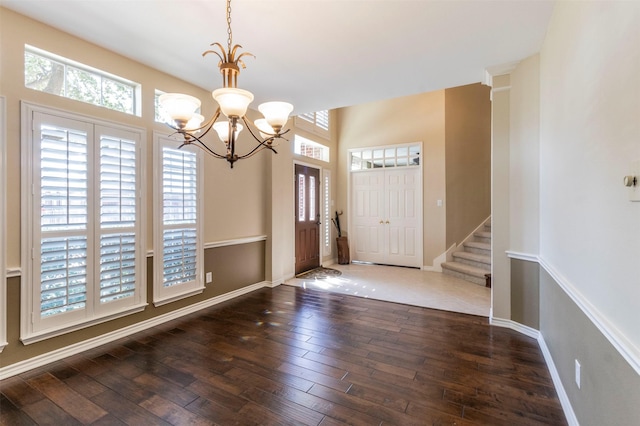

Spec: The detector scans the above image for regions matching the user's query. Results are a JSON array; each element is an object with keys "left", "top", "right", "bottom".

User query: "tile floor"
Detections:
[{"left": 284, "top": 262, "right": 491, "bottom": 317}]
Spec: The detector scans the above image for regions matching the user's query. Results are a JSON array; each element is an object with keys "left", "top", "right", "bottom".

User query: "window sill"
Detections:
[{"left": 21, "top": 303, "right": 148, "bottom": 345}]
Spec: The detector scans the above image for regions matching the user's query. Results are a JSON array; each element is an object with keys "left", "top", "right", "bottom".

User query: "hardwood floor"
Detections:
[{"left": 1, "top": 285, "right": 567, "bottom": 425}]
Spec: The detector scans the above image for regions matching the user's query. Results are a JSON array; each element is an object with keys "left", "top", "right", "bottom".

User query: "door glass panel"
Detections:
[
  {"left": 309, "top": 176, "right": 315, "bottom": 221},
  {"left": 298, "top": 174, "right": 305, "bottom": 222}
]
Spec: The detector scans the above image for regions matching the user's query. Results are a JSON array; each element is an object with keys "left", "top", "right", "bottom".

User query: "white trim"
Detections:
[
  {"left": 506, "top": 250, "right": 539, "bottom": 262},
  {"left": 152, "top": 288, "right": 204, "bottom": 307},
  {"left": 490, "top": 317, "right": 539, "bottom": 339},
  {"left": 20, "top": 101, "right": 148, "bottom": 344},
  {"left": 452, "top": 216, "right": 491, "bottom": 256},
  {"left": 501, "top": 252, "right": 640, "bottom": 376},
  {"left": 423, "top": 245, "right": 452, "bottom": 272},
  {"left": 0, "top": 281, "right": 271, "bottom": 380},
  {"left": 538, "top": 334, "right": 580, "bottom": 426},
  {"left": 347, "top": 142, "right": 423, "bottom": 268},
  {"left": 7, "top": 268, "right": 21, "bottom": 278},
  {"left": 204, "top": 235, "right": 267, "bottom": 250},
  {"left": 0, "top": 96, "right": 6, "bottom": 353},
  {"left": 153, "top": 134, "right": 204, "bottom": 306},
  {"left": 21, "top": 303, "right": 148, "bottom": 345},
  {"left": 539, "top": 256, "right": 640, "bottom": 376}
]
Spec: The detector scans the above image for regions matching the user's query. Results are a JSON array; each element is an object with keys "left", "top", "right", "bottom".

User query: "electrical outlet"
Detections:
[
  {"left": 575, "top": 359, "right": 581, "bottom": 389},
  {"left": 206, "top": 272, "right": 212, "bottom": 283}
]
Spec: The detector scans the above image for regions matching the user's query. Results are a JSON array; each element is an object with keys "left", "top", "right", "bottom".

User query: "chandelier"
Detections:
[{"left": 159, "top": 0, "right": 294, "bottom": 168}]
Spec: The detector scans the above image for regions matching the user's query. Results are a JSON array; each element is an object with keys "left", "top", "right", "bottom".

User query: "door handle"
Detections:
[
  {"left": 315, "top": 214, "right": 321, "bottom": 226},
  {"left": 385, "top": 220, "right": 390, "bottom": 224},
  {"left": 379, "top": 220, "right": 384, "bottom": 224}
]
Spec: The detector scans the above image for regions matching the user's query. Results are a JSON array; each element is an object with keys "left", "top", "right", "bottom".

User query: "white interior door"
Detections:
[
  {"left": 351, "top": 168, "right": 422, "bottom": 268},
  {"left": 385, "top": 169, "right": 421, "bottom": 267},
  {"left": 352, "top": 171, "right": 385, "bottom": 264}
]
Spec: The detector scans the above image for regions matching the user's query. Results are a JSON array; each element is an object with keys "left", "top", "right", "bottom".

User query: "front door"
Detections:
[{"left": 295, "top": 164, "right": 321, "bottom": 274}]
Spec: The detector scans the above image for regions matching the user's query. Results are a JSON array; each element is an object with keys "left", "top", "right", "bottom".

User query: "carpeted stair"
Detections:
[{"left": 442, "top": 221, "right": 491, "bottom": 285}]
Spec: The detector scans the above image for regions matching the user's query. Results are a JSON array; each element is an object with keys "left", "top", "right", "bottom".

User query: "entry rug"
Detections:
[{"left": 296, "top": 267, "right": 342, "bottom": 279}]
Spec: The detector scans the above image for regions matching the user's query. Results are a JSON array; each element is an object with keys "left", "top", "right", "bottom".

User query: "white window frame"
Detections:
[
  {"left": 323, "top": 169, "right": 332, "bottom": 257},
  {"left": 21, "top": 102, "right": 147, "bottom": 344},
  {"left": 153, "top": 133, "right": 204, "bottom": 306},
  {"left": 24, "top": 45, "right": 141, "bottom": 116},
  {"left": 0, "top": 96, "right": 7, "bottom": 352},
  {"left": 294, "top": 135, "right": 330, "bottom": 163},
  {"left": 294, "top": 110, "right": 330, "bottom": 139}
]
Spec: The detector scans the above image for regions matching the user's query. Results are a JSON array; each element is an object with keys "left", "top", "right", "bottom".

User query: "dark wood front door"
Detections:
[{"left": 295, "top": 164, "right": 321, "bottom": 275}]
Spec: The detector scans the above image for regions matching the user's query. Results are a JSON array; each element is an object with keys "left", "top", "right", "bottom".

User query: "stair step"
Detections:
[
  {"left": 464, "top": 241, "right": 491, "bottom": 255},
  {"left": 441, "top": 261, "right": 488, "bottom": 285},
  {"left": 452, "top": 251, "right": 491, "bottom": 270},
  {"left": 474, "top": 231, "right": 492, "bottom": 239}
]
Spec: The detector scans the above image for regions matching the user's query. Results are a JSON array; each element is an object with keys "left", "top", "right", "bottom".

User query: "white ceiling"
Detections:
[{"left": 1, "top": 0, "right": 555, "bottom": 114}]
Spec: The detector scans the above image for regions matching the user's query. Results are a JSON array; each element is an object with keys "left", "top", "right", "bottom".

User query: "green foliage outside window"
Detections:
[{"left": 24, "top": 48, "right": 138, "bottom": 115}]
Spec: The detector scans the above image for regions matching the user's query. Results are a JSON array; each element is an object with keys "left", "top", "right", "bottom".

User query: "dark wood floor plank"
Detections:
[
  {"left": 0, "top": 285, "right": 566, "bottom": 425},
  {"left": 90, "top": 388, "right": 171, "bottom": 426},
  {"left": 138, "top": 394, "right": 214, "bottom": 426},
  {"left": 19, "top": 398, "right": 82, "bottom": 426},
  {"left": 25, "top": 373, "right": 108, "bottom": 424},
  {"left": 0, "top": 392, "right": 37, "bottom": 426}
]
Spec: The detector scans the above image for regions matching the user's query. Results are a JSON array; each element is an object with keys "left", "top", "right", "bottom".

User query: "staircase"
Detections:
[{"left": 442, "top": 220, "right": 491, "bottom": 286}]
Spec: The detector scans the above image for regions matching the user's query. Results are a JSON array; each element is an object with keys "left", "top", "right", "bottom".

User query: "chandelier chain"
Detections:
[{"left": 226, "top": 0, "right": 233, "bottom": 52}]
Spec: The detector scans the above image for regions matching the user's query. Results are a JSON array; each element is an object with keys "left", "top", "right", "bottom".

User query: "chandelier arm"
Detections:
[
  {"left": 239, "top": 115, "right": 279, "bottom": 143},
  {"left": 180, "top": 132, "right": 228, "bottom": 159}
]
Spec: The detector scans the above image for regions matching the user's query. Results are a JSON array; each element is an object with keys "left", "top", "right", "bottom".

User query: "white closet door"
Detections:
[
  {"left": 385, "top": 169, "right": 421, "bottom": 267},
  {"left": 352, "top": 171, "right": 386, "bottom": 264},
  {"left": 351, "top": 168, "right": 422, "bottom": 267}
]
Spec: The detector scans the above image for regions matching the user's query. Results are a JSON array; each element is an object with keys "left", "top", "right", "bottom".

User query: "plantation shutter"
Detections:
[
  {"left": 162, "top": 147, "right": 197, "bottom": 287},
  {"left": 98, "top": 131, "right": 137, "bottom": 304},
  {"left": 38, "top": 121, "right": 90, "bottom": 318}
]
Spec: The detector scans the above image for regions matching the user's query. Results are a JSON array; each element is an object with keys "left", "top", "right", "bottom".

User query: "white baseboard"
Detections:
[
  {"left": 489, "top": 317, "right": 578, "bottom": 425},
  {"left": 0, "top": 281, "right": 270, "bottom": 380},
  {"left": 538, "top": 334, "right": 580, "bottom": 426},
  {"left": 490, "top": 316, "right": 540, "bottom": 339}
]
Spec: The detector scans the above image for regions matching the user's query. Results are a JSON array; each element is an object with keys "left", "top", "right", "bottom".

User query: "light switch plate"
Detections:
[
  {"left": 630, "top": 160, "right": 640, "bottom": 202},
  {"left": 206, "top": 272, "right": 212, "bottom": 283}
]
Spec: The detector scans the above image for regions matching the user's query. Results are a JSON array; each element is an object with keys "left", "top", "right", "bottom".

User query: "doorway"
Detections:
[
  {"left": 294, "top": 164, "right": 321, "bottom": 275},
  {"left": 349, "top": 144, "right": 423, "bottom": 268}
]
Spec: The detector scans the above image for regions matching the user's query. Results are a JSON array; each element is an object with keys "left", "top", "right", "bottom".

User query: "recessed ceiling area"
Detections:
[{"left": 0, "top": 0, "right": 555, "bottom": 114}]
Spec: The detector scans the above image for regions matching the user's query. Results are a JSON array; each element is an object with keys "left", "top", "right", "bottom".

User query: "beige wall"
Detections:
[
  {"left": 0, "top": 8, "right": 273, "bottom": 368},
  {"left": 336, "top": 84, "right": 491, "bottom": 267},
  {"left": 444, "top": 83, "right": 491, "bottom": 247},
  {"left": 336, "top": 90, "right": 447, "bottom": 267},
  {"left": 0, "top": 7, "right": 269, "bottom": 258}
]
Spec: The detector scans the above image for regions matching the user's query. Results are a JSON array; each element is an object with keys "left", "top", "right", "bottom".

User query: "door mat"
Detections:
[{"left": 296, "top": 267, "right": 342, "bottom": 279}]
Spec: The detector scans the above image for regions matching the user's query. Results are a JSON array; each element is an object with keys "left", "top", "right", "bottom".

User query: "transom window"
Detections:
[
  {"left": 24, "top": 45, "right": 140, "bottom": 116},
  {"left": 350, "top": 144, "right": 420, "bottom": 171},
  {"left": 294, "top": 135, "right": 330, "bottom": 162}
]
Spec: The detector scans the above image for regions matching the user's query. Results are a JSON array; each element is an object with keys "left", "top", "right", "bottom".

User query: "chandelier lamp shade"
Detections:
[{"left": 158, "top": 0, "right": 294, "bottom": 168}]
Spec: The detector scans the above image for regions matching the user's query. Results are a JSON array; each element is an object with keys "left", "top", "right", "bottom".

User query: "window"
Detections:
[
  {"left": 323, "top": 170, "right": 332, "bottom": 257},
  {"left": 21, "top": 103, "right": 146, "bottom": 343},
  {"left": 294, "top": 135, "right": 330, "bottom": 163},
  {"left": 350, "top": 144, "right": 420, "bottom": 171},
  {"left": 153, "top": 134, "right": 204, "bottom": 306},
  {"left": 294, "top": 110, "right": 330, "bottom": 138},
  {"left": 24, "top": 45, "right": 140, "bottom": 116},
  {"left": 0, "top": 96, "right": 6, "bottom": 352}
]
